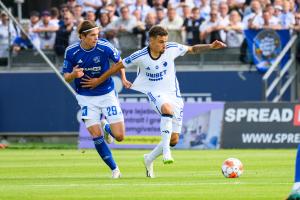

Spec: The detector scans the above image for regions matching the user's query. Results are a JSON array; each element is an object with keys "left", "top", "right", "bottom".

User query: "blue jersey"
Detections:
[{"left": 62, "top": 39, "right": 120, "bottom": 96}]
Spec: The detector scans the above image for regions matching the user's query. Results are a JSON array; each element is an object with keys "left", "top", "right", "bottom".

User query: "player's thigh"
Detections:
[
  {"left": 76, "top": 95, "right": 101, "bottom": 124},
  {"left": 147, "top": 92, "right": 173, "bottom": 115},
  {"left": 172, "top": 97, "right": 184, "bottom": 134},
  {"left": 100, "top": 91, "right": 124, "bottom": 125}
]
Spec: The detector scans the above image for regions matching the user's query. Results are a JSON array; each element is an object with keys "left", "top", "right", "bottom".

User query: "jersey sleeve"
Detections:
[
  {"left": 122, "top": 52, "right": 140, "bottom": 68},
  {"left": 62, "top": 49, "right": 74, "bottom": 73},
  {"left": 102, "top": 40, "right": 121, "bottom": 63},
  {"left": 167, "top": 42, "right": 189, "bottom": 59}
]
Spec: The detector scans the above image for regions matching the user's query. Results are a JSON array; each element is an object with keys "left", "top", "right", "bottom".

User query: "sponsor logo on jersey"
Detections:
[
  {"left": 146, "top": 70, "right": 167, "bottom": 81},
  {"left": 84, "top": 66, "right": 102, "bottom": 72}
]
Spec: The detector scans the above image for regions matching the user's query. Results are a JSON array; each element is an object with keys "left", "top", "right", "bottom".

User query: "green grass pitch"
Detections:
[{"left": 0, "top": 149, "right": 295, "bottom": 200}]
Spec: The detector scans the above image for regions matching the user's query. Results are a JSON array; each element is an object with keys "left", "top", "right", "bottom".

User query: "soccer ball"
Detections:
[{"left": 221, "top": 158, "right": 243, "bottom": 178}]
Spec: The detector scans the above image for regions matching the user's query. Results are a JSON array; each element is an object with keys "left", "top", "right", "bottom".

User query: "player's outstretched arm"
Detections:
[
  {"left": 187, "top": 40, "right": 227, "bottom": 54},
  {"left": 81, "top": 61, "right": 125, "bottom": 89}
]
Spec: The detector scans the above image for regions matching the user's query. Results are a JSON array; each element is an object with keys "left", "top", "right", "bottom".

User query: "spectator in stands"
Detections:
[
  {"left": 133, "top": 11, "right": 157, "bottom": 47},
  {"left": 105, "top": 4, "right": 119, "bottom": 22},
  {"left": 85, "top": 10, "right": 96, "bottom": 21},
  {"left": 200, "top": 10, "right": 223, "bottom": 43},
  {"left": 183, "top": 7, "right": 205, "bottom": 45},
  {"left": 155, "top": 6, "right": 166, "bottom": 24},
  {"left": 224, "top": 10, "right": 243, "bottom": 47},
  {"left": 73, "top": 4, "right": 84, "bottom": 26},
  {"left": 180, "top": 4, "right": 192, "bottom": 20},
  {"left": 129, "top": 0, "right": 151, "bottom": 21},
  {"left": 218, "top": 2, "right": 230, "bottom": 43},
  {"left": 28, "top": 11, "right": 41, "bottom": 49},
  {"left": 199, "top": 0, "right": 210, "bottom": 20},
  {"left": 32, "top": 10, "right": 59, "bottom": 50},
  {"left": 50, "top": 7, "right": 60, "bottom": 26},
  {"left": 242, "top": 0, "right": 262, "bottom": 30},
  {"left": 273, "top": 5, "right": 283, "bottom": 24},
  {"left": 160, "top": 6, "right": 184, "bottom": 43},
  {"left": 280, "top": 1, "right": 295, "bottom": 29},
  {"left": 258, "top": 9, "right": 282, "bottom": 29},
  {"left": 67, "top": 0, "right": 78, "bottom": 10},
  {"left": 54, "top": 12, "right": 75, "bottom": 56},
  {"left": 12, "top": 23, "right": 33, "bottom": 55},
  {"left": 78, "top": 0, "right": 102, "bottom": 16},
  {"left": 0, "top": 11, "right": 16, "bottom": 63},
  {"left": 106, "top": 6, "right": 138, "bottom": 50}
]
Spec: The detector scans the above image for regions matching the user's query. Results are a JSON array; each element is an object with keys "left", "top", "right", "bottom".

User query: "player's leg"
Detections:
[
  {"left": 287, "top": 145, "right": 300, "bottom": 200},
  {"left": 77, "top": 95, "right": 121, "bottom": 178},
  {"left": 86, "top": 122, "right": 121, "bottom": 178},
  {"left": 100, "top": 91, "right": 125, "bottom": 143},
  {"left": 160, "top": 103, "right": 174, "bottom": 164}
]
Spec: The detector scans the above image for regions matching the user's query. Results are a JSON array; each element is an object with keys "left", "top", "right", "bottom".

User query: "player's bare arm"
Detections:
[
  {"left": 81, "top": 61, "right": 125, "bottom": 89},
  {"left": 187, "top": 40, "right": 227, "bottom": 54},
  {"left": 64, "top": 65, "right": 84, "bottom": 83},
  {"left": 120, "top": 68, "right": 132, "bottom": 89}
]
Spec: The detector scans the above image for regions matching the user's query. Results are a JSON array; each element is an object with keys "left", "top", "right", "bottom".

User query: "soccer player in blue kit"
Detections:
[
  {"left": 287, "top": 145, "right": 300, "bottom": 200},
  {"left": 63, "top": 20, "right": 131, "bottom": 178}
]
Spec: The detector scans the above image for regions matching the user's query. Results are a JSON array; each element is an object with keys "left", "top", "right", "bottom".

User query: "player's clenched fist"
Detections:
[
  {"left": 210, "top": 40, "right": 227, "bottom": 49},
  {"left": 72, "top": 65, "right": 84, "bottom": 78}
]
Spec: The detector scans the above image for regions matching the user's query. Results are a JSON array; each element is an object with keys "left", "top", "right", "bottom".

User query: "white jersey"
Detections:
[{"left": 122, "top": 42, "right": 188, "bottom": 97}]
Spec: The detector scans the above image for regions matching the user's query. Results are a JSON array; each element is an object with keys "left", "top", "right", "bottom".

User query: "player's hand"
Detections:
[
  {"left": 122, "top": 78, "right": 132, "bottom": 89},
  {"left": 210, "top": 40, "right": 227, "bottom": 49},
  {"left": 80, "top": 75, "right": 101, "bottom": 89},
  {"left": 72, "top": 65, "right": 84, "bottom": 78}
]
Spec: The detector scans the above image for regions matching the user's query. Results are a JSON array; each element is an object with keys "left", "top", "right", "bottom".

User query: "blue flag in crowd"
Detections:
[{"left": 244, "top": 29, "right": 290, "bottom": 73}]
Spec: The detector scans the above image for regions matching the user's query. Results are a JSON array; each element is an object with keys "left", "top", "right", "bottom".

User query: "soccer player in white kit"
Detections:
[{"left": 81, "top": 26, "right": 226, "bottom": 178}]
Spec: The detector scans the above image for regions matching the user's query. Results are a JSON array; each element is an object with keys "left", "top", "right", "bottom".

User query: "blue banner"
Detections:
[{"left": 244, "top": 29, "right": 290, "bottom": 73}]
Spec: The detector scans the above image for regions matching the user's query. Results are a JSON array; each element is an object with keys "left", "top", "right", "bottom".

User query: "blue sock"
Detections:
[
  {"left": 295, "top": 144, "right": 300, "bottom": 182},
  {"left": 104, "top": 124, "right": 115, "bottom": 138},
  {"left": 93, "top": 136, "right": 117, "bottom": 170}
]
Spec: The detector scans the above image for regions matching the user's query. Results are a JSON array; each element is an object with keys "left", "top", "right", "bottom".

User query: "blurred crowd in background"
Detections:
[{"left": 0, "top": 0, "right": 300, "bottom": 59}]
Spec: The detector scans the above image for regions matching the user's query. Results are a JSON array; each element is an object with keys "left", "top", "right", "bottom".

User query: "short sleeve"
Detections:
[
  {"left": 122, "top": 50, "right": 142, "bottom": 68},
  {"left": 167, "top": 42, "right": 188, "bottom": 59},
  {"left": 107, "top": 45, "right": 121, "bottom": 63},
  {"left": 62, "top": 50, "right": 73, "bottom": 73},
  {"left": 101, "top": 40, "right": 121, "bottom": 63}
]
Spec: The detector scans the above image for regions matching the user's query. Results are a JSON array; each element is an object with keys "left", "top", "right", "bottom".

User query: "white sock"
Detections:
[
  {"left": 160, "top": 115, "right": 173, "bottom": 157},
  {"left": 147, "top": 141, "right": 163, "bottom": 162},
  {"left": 292, "top": 182, "right": 300, "bottom": 191}
]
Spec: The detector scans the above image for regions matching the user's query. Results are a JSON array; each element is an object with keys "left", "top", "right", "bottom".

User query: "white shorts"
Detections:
[
  {"left": 76, "top": 90, "right": 124, "bottom": 127},
  {"left": 147, "top": 92, "right": 184, "bottom": 134}
]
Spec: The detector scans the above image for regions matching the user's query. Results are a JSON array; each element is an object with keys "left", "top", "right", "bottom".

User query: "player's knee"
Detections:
[
  {"left": 170, "top": 136, "right": 179, "bottom": 147},
  {"left": 115, "top": 134, "right": 124, "bottom": 142},
  {"left": 161, "top": 103, "right": 173, "bottom": 115}
]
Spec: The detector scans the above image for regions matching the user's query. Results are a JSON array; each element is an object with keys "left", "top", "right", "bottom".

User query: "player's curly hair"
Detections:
[
  {"left": 148, "top": 25, "right": 168, "bottom": 38},
  {"left": 77, "top": 20, "right": 98, "bottom": 38}
]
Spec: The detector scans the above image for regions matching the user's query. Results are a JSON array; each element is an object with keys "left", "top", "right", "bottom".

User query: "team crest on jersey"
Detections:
[
  {"left": 124, "top": 57, "right": 132, "bottom": 64},
  {"left": 93, "top": 56, "right": 101, "bottom": 63},
  {"left": 162, "top": 61, "right": 167, "bottom": 67},
  {"left": 155, "top": 65, "right": 159, "bottom": 69}
]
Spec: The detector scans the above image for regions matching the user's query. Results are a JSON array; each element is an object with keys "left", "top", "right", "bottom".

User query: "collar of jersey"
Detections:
[
  {"left": 80, "top": 42, "right": 96, "bottom": 52},
  {"left": 147, "top": 46, "right": 162, "bottom": 60}
]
